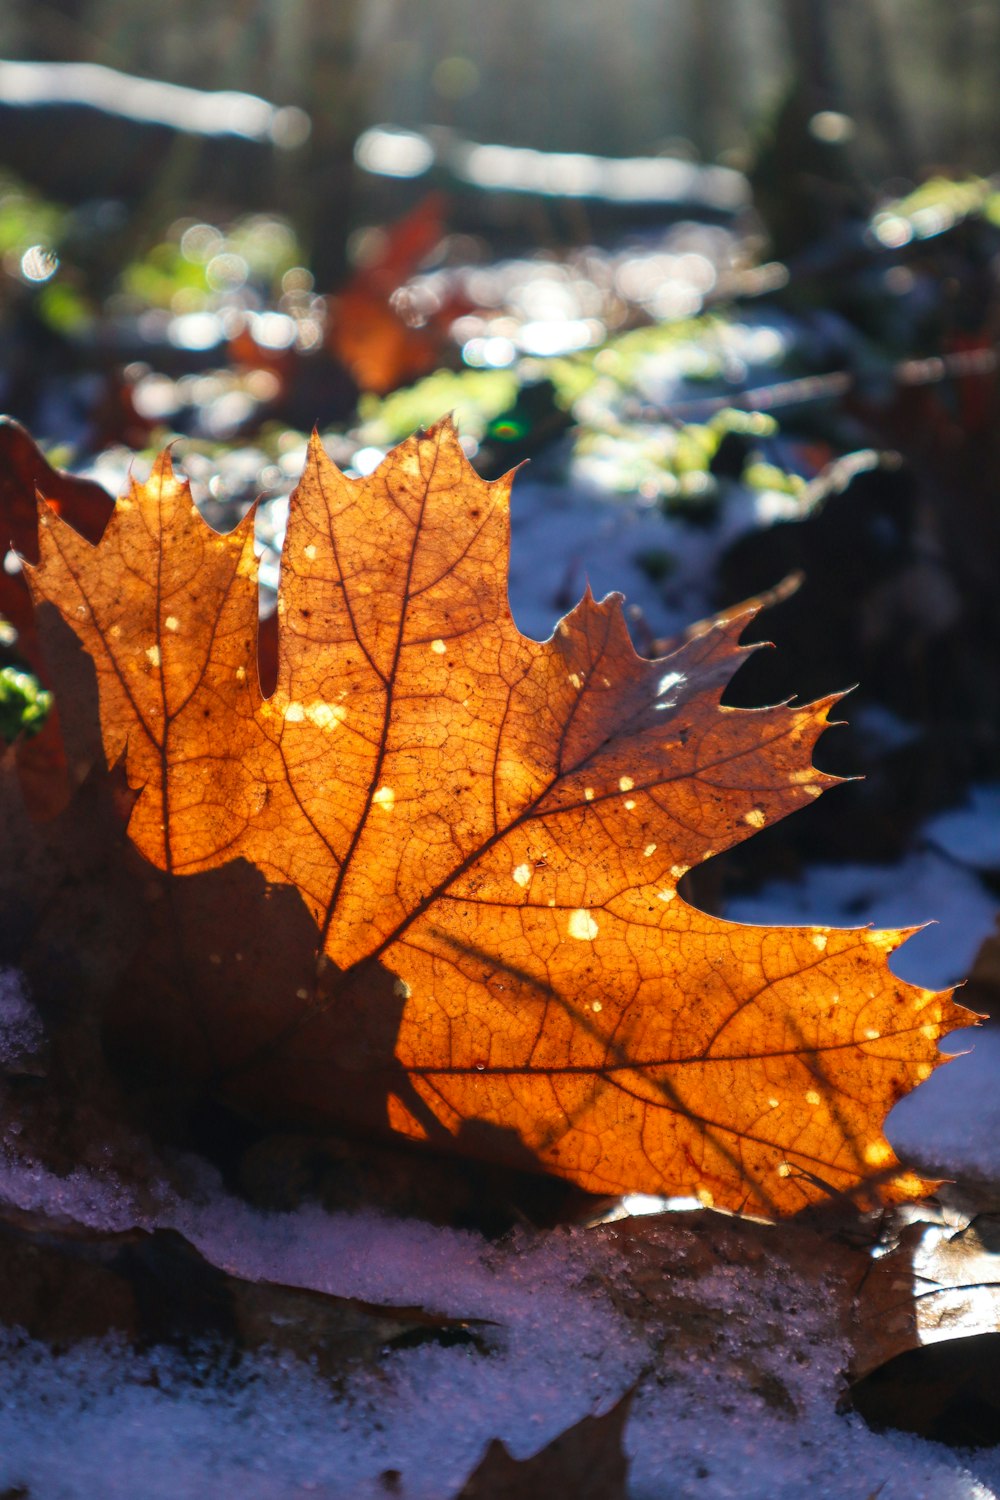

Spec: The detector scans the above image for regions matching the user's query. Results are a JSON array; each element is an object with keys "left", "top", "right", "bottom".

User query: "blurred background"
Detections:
[
  {"left": 4, "top": 0, "right": 1000, "bottom": 417},
  {"left": 1, "top": 0, "right": 999, "bottom": 1027},
  {"left": 4, "top": 1, "right": 1000, "bottom": 283},
  {"left": 7, "top": 2, "right": 1000, "bottom": 197}
]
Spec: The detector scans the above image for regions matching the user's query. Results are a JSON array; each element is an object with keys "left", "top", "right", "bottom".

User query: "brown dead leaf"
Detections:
[
  {"left": 27, "top": 419, "right": 971, "bottom": 1214},
  {"left": 0, "top": 416, "right": 112, "bottom": 649},
  {"left": 964, "top": 917, "right": 1000, "bottom": 1019},
  {"left": 0, "top": 749, "right": 153, "bottom": 1172},
  {"left": 847, "top": 1212, "right": 1000, "bottom": 1446},
  {"left": 0, "top": 1205, "right": 488, "bottom": 1376},
  {"left": 455, "top": 1394, "right": 631, "bottom": 1500},
  {"left": 850, "top": 1213, "right": 1000, "bottom": 1382}
]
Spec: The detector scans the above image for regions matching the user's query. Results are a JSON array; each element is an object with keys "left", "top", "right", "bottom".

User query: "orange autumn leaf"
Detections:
[{"left": 27, "top": 420, "right": 971, "bottom": 1215}]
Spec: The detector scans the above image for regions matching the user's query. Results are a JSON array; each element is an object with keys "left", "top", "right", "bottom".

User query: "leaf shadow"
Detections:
[
  {"left": 30, "top": 572, "right": 879, "bottom": 1218},
  {"left": 426, "top": 928, "right": 785, "bottom": 1218},
  {"left": 18, "top": 605, "right": 430, "bottom": 1151},
  {"left": 102, "top": 861, "right": 441, "bottom": 1147},
  {"left": 18, "top": 601, "right": 581, "bottom": 1215}
]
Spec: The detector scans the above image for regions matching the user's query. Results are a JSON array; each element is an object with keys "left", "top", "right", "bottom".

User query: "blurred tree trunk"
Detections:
[
  {"left": 264, "top": 0, "right": 372, "bottom": 288},
  {"left": 690, "top": 0, "right": 741, "bottom": 156},
  {"left": 856, "top": 0, "right": 916, "bottom": 179},
  {"left": 942, "top": 0, "right": 973, "bottom": 167},
  {"left": 753, "top": 0, "right": 869, "bottom": 257},
  {"left": 781, "top": 0, "right": 838, "bottom": 113}
]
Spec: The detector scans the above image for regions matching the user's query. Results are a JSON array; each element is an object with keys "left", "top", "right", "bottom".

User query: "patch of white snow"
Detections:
[{"left": 0, "top": 969, "right": 42, "bottom": 1067}]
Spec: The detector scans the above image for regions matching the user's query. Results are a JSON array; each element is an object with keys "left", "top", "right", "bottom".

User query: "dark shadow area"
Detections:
[
  {"left": 849, "top": 1333, "right": 1000, "bottom": 1448},
  {"left": 2, "top": 720, "right": 592, "bottom": 1228},
  {"left": 715, "top": 433, "right": 1000, "bottom": 890}
]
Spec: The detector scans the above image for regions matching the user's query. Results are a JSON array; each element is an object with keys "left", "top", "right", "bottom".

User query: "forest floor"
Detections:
[{"left": 1, "top": 167, "right": 1000, "bottom": 1495}]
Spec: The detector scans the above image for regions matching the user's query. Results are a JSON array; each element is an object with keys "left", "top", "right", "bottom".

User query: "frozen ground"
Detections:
[
  {"left": 2, "top": 435, "right": 999, "bottom": 1497},
  {"left": 1, "top": 1134, "right": 1000, "bottom": 1499}
]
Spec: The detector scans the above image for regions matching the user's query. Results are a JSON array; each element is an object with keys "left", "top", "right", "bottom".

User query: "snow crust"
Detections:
[
  {"left": 887, "top": 1024, "right": 1000, "bottom": 1181},
  {"left": 1, "top": 1143, "right": 1000, "bottom": 1497}
]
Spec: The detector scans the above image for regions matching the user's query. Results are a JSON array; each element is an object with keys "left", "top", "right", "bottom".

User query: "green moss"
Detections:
[
  {"left": 121, "top": 243, "right": 210, "bottom": 309},
  {"left": 743, "top": 460, "right": 805, "bottom": 496},
  {"left": 357, "top": 368, "right": 520, "bottom": 444},
  {"left": 37, "top": 282, "right": 94, "bottom": 335},
  {"left": 890, "top": 176, "right": 988, "bottom": 226},
  {"left": 708, "top": 408, "right": 777, "bottom": 439},
  {"left": 0, "top": 667, "right": 53, "bottom": 742}
]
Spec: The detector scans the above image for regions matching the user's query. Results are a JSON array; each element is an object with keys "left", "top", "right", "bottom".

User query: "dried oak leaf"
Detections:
[
  {"left": 455, "top": 1394, "right": 631, "bottom": 1500},
  {"left": 0, "top": 1206, "right": 489, "bottom": 1377},
  {"left": 847, "top": 1213, "right": 1000, "bottom": 1447},
  {"left": 27, "top": 418, "right": 970, "bottom": 1215}
]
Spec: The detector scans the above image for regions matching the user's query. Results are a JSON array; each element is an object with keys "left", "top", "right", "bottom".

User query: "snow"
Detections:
[
  {"left": 506, "top": 472, "right": 697, "bottom": 643},
  {"left": 0, "top": 968, "right": 43, "bottom": 1068},
  {"left": 504, "top": 468, "right": 770, "bottom": 647},
  {"left": 0, "top": 1160, "right": 999, "bottom": 1498},
  {"left": 0, "top": 1153, "right": 155, "bottom": 1231},
  {"left": 627, "top": 1254, "right": 1000, "bottom": 1500},
  {"left": 0, "top": 1175, "right": 642, "bottom": 1497},
  {"left": 924, "top": 784, "right": 1000, "bottom": 873},
  {"left": 887, "top": 1024, "right": 1000, "bottom": 1180}
]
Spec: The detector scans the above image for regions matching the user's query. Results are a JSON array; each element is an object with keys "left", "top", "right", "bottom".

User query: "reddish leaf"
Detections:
[
  {"left": 0, "top": 418, "right": 114, "bottom": 813},
  {"left": 0, "top": 416, "right": 112, "bottom": 567},
  {"left": 0, "top": 415, "right": 113, "bottom": 660}
]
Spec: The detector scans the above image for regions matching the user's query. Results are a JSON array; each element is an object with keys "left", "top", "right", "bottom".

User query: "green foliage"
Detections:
[
  {"left": 357, "top": 368, "right": 520, "bottom": 444},
  {"left": 0, "top": 666, "right": 53, "bottom": 742},
  {"left": 120, "top": 240, "right": 211, "bottom": 309},
  {"left": 119, "top": 214, "right": 303, "bottom": 312},
  {"left": 743, "top": 459, "right": 805, "bottom": 497},
  {"left": 36, "top": 282, "right": 94, "bottom": 335},
  {"left": 0, "top": 176, "right": 66, "bottom": 263},
  {"left": 874, "top": 174, "right": 1000, "bottom": 242}
]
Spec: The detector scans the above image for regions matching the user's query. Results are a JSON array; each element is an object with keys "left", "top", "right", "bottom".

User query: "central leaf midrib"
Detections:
[{"left": 317, "top": 439, "right": 442, "bottom": 953}]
